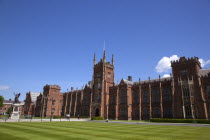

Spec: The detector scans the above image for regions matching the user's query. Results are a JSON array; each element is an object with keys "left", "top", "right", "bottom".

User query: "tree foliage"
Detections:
[
  {"left": 6, "top": 106, "right": 12, "bottom": 115},
  {"left": 0, "top": 96, "right": 4, "bottom": 107}
]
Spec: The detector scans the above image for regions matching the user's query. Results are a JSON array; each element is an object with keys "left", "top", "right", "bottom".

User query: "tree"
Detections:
[
  {"left": 0, "top": 95, "right": 4, "bottom": 107},
  {"left": 6, "top": 106, "right": 12, "bottom": 117}
]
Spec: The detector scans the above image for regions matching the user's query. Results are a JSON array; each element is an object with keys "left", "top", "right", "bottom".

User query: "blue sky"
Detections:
[{"left": 0, "top": 0, "right": 210, "bottom": 101}]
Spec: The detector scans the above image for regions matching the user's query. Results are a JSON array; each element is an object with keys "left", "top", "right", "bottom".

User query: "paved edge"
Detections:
[{"left": 89, "top": 120, "right": 210, "bottom": 127}]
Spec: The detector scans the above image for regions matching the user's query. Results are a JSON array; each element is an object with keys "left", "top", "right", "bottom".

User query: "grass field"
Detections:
[{"left": 0, "top": 121, "right": 210, "bottom": 140}]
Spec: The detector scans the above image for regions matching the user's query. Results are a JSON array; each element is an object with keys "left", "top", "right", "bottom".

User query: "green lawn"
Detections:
[{"left": 0, "top": 121, "right": 210, "bottom": 140}]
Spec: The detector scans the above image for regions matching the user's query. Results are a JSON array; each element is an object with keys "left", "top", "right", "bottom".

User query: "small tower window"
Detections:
[
  {"left": 107, "top": 72, "right": 111, "bottom": 78},
  {"left": 52, "top": 100, "right": 56, "bottom": 106},
  {"left": 180, "top": 70, "right": 188, "bottom": 76},
  {"left": 97, "top": 83, "right": 101, "bottom": 89},
  {"left": 96, "top": 73, "right": 101, "bottom": 78}
]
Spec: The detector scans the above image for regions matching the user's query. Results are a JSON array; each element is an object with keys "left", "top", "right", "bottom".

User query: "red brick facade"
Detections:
[
  {"left": 0, "top": 99, "right": 13, "bottom": 115},
  {"left": 25, "top": 52, "right": 210, "bottom": 120}
]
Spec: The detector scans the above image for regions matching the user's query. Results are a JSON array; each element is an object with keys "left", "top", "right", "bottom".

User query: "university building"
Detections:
[{"left": 24, "top": 51, "right": 210, "bottom": 120}]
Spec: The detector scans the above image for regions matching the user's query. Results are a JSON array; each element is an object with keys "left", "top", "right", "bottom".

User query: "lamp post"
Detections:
[{"left": 106, "top": 104, "right": 109, "bottom": 122}]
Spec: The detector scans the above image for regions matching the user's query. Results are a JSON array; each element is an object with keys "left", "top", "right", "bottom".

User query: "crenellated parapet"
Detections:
[
  {"left": 171, "top": 56, "right": 201, "bottom": 68},
  {"left": 44, "top": 84, "right": 61, "bottom": 90}
]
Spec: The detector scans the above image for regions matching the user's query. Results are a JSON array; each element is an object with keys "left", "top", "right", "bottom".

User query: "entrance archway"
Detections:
[{"left": 95, "top": 108, "right": 100, "bottom": 117}]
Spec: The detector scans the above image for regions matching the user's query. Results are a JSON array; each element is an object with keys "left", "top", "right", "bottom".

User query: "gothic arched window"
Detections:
[
  {"left": 185, "top": 106, "right": 192, "bottom": 117},
  {"left": 132, "top": 91, "right": 139, "bottom": 104},
  {"left": 120, "top": 107, "right": 127, "bottom": 116},
  {"left": 120, "top": 89, "right": 127, "bottom": 104},
  {"left": 152, "top": 88, "right": 160, "bottom": 103},
  {"left": 143, "top": 90, "right": 149, "bottom": 103},
  {"left": 111, "top": 109, "right": 115, "bottom": 117},
  {"left": 94, "top": 93, "right": 101, "bottom": 103},
  {"left": 133, "top": 108, "right": 139, "bottom": 117},
  {"left": 111, "top": 95, "right": 116, "bottom": 104},
  {"left": 153, "top": 108, "right": 160, "bottom": 118},
  {"left": 143, "top": 108, "right": 149, "bottom": 118},
  {"left": 163, "top": 107, "right": 172, "bottom": 118},
  {"left": 163, "top": 88, "right": 172, "bottom": 102}
]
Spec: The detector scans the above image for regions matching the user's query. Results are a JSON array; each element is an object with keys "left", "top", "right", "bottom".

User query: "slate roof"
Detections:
[
  {"left": 199, "top": 69, "right": 210, "bottom": 77},
  {"left": 122, "top": 79, "right": 133, "bottom": 85},
  {"left": 3, "top": 100, "right": 14, "bottom": 104},
  {"left": 30, "top": 92, "right": 41, "bottom": 103}
]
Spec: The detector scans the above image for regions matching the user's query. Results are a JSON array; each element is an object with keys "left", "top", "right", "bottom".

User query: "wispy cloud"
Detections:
[
  {"left": 155, "top": 55, "right": 179, "bottom": 73},
  {"left": 0, "top": 85, "right": 10, "bottom": 90},
  {"left": 156, "top": 55, "right": 210, "bottom": 75},
  {"left": 162, "top": 74, "right": 170, "bottom": 78},
  {"left": 199, "top": 59, "right": 210, "bottom": 68}
]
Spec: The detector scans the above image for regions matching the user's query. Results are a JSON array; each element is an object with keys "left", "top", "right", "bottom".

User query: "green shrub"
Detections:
[
  {"left": 91, "top": 117, "right": 104, "bottom": 120},
  {"left": 53, "top": 116, "right": 89, "bottom": 119},
  {"left": 150, "top": 118, "right": 210, "bottom": 124},
  {"left": 53, "top": 116, "right": 66, "bottom": 119}
]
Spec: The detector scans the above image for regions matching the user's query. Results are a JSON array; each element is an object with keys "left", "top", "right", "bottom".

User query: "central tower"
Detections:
[{"left": 91, "top": 51, "right": 114, "bottom": 118}]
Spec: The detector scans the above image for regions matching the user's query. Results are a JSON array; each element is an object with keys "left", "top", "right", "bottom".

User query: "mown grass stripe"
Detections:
[
  {"left": 0, "top": 122, "right": 210, "bottom": 140},
  {"left": 1, "top": 123, "right": 118, "bottom": 140},
  {"left": 8, "top": 122, "right": 210, "bottom": 139}
]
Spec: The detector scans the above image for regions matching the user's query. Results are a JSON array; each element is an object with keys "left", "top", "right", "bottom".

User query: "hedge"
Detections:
[
  {"left": 150, "top": 118, "right": 210, "bottom": 124},
  {"left": 53, "top": 116, "right": 90, "bottom": 119},
  {"left": 91, "top": 117, "right": 104, "bottom": 120}
]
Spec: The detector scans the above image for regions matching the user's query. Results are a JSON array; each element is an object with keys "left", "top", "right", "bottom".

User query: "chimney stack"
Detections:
[{"left": 128, "top": 76, "right": 132, "bottom": 81}]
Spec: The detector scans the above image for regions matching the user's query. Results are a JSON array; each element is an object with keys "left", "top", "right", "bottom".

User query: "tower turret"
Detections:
[
  {"left": 103, "top": 50, "right": 106, "bottom": 62},
  {"left": 112, "top": 54, "right": 114, "bottom": 66},
  {"left": 94, "top": 53, "right": 96, "bottom": 65}
]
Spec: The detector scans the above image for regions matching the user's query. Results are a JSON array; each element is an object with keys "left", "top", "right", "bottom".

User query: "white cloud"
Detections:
[
  {"left": 155, "top": 55, "right": 179, "bottom": 73},
  {"left": 163, "top": 74, "right": 170, "bottom": 78},
  {"left": 199, "top": 59, "right": 210, "bottom": 68},
  {"left": 0, "top": 85, "right": 10, "bottom": 90}
]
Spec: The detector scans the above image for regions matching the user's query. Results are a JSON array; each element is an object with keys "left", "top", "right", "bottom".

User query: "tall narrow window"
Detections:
[
  {"left": 153, "top": 108, "right": 160, "bottom": 118},
  {"left": 120, "top": 108, "right": 127, "bottom": 116},
  {"left": 152, "top": 88, "right": 160, "bottom": 103},
  {"left": 120, "top": 89, "right": 127, "bottom": 104},
  {"left": 111, "top": 95, "right": 116, "bottom": 104},
  {"left": 133, "top": 108, "right": 139, "bottom": 117},
  {"left": 143, "top": 90, "right": 149, "bottom": 103},
  {"left": 52, "top": 100, "right": 56, "bottom": 106},
  {"left": 143, "top": 108, "right": 149, "bottom": 118},
  {"left": 163, "top": 107, "right": 172, "bottom": 118},
  {"left": 185, "top": 106, "right": 192, "bottom": 118},
  {"left": 183, "top": 86, "right": 190, "bottom": 97},
  {"left": 132, "top": 91, "right": 139, "bottom": 104},
  {"left": 163, "top": 88, "right": 172, "bottom": 102}
]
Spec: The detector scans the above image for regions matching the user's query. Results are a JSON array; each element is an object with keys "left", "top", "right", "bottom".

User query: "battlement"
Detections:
[
  {"left": 171, "top": 56, "right": 201, "bottom": 68},
  {"left": 95, "top": 59, "right": 114, "bottom": 67},
  {"left": 44, "top": 84, "right": 61, "bottom": 90}
]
